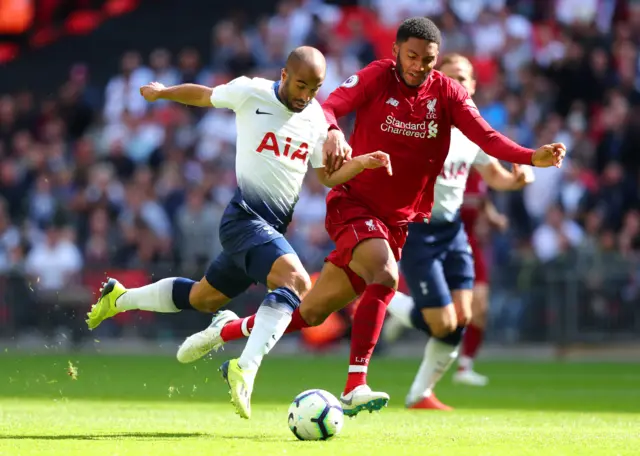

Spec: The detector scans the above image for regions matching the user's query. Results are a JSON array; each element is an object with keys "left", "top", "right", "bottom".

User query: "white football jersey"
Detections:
[
  {"left": 210, "top": 76, "right": 327, "bottom": 228},
  {"left": 431, "top": 127, "right": 495, "bottom": 222}
]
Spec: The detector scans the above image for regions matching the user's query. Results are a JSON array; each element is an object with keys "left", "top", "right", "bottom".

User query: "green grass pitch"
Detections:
[{"left": 0, "top": 354, "right": 638, "bottom": 455}]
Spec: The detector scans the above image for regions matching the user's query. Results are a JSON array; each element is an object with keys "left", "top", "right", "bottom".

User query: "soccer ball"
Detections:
[{"left": 287, "top": 389, "right": 344, "bottom": 440}]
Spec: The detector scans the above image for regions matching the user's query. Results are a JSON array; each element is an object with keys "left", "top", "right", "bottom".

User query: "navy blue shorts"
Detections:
[
  {"left": 205, "top": 191, "right": 297, "bottom": 299},
  {"left": 400, "top": 218, "right": 475, "bottom": 309}
]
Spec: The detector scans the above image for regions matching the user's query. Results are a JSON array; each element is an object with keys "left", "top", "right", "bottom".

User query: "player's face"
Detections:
[
  {"left": 393, "top": 38, "right": 439, "bottom": 87},
  {"left": 440, "top": 60, "right": 476, "bottom": 96},
  {"left": 281, "top": 67, "right": 324, "bottom": 113}
]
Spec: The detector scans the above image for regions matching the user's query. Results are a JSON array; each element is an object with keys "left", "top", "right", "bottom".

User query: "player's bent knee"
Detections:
[
  {"left": 267, "top": 269, "right": 311, "bottom": 298},
  {"left": 295, "top": 272, "right": 313, "bottom": 297},
  {"left": 422, "top": 308, "right": 457, "bottom": 339},
  {"left": 456, "top": 306, "right": 472, "bottom": 327},
  {"left": 267, "top": 254, "right": 312, "bottom": 298},
  {"left": 429, "top": 322, "right": 457, "bottom": 339},
  {"left": 452, "top": 289, "right": 473, "bottom": 327},
  {"left": 189, "top": 279, "right": 230, "bottom": 313},
  {"left": 350, "top": 238, "right": 398, "bottom": 288},
  {"left": 371, "top": 265, "right": 399, "bottom": 289},
  {"left": 437, "top": 325, "right": 465, "bottom": 346}
]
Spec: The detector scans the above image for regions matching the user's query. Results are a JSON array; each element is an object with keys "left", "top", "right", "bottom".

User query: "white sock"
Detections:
[
  {"left": 237, "top": 305, "right": 292, "bottom": 370},
  {"left": 406, "top": 338, "right": 459, "bottom": 406},
  {"left": 386, "top": 292, "right": 415, "bottom": 328},
  {"left": 116, "top": 278, "right": 180, "bottom": 313},
  {"left": 458, "top": 355, "right": 474, "bottom": 371}
]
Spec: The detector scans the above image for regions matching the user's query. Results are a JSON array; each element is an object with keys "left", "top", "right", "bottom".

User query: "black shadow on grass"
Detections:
[
  {"left": 0, "top": 432, "right": 205, "bottom": 440},
  {"left": 0, "top": 432, "right": 292, "bottom": 442}
]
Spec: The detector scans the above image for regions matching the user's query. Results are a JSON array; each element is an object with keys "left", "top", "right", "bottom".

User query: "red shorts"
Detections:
[
  {"left": 467, "top": 234, "right": 489, "bottom": 285},
  {"left": 324, "top": 189, "right": 408, "bottom": 293}
]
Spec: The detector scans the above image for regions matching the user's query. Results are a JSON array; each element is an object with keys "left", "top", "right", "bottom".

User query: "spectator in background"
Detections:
[
  {"left": 103, "top": 51, "right": 151, "bottom": 124},
  {"left": 175, "top": 185, "right": 222, "bottom": 275},
  {"left": 0, "top": 199, "right": 20, "bottom": 273},
  {"left": 148, "top": 48, "right": 179, "bottom": 91},
  {"left": 532, "top": 204, "right": 584, "bottom": 262},
  {"left": 583, "top": 162, "right": 636, "bottom": 229},
  {"left": 0, "top": 0, "right": 639, "bottom": 341},
  {"left": 268, "top": 0, "right": 313, "bottom": 51},
  {"left": 25, "top": 221, "right": 83, "bottom": 292}
]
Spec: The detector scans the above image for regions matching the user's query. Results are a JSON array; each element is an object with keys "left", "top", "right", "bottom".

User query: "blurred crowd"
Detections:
[{"left": 1, "top": 0, "right": 640, "bottom": 341}]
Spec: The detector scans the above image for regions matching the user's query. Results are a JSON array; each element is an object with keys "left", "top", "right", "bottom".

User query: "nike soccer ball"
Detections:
[{"left": 287, "top": 389, "right": 344, "bottom": 440}]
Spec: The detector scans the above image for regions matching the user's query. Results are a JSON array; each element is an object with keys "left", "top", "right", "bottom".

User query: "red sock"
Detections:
[
  {"left": 287, "top": 307, "right": 311, "bottom": 333},
  {"left": 220, "top": 315, "right": 254, "bottom": 342},
  {"left": 220, "top": 308, "right": 310, "bottom": 342},
  {"left": 460, "top": 323, "right": 484, "bottom": 362},
  {"left": 345, "top": 284, "right": 395, "bottom": 395}
]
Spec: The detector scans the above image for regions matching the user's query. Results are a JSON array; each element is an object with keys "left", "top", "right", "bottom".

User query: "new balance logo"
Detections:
[
  {"left": 256, "top": 109, "right": 272, "bottom": 115},
  {"left": 386, "top": 97, "right": 399, "bottom": 107},
  {"left": 427, "top": 120, "right": 438, "bottom": 138}
]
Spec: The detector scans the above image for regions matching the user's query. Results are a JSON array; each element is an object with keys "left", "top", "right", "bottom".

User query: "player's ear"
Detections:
[
  {"left": 280, "top": 68, "right": 287, "bottom": 84},
  {"left": 469, "top": 79, "right": 477, "bottom": 96},
  {"left": 392, "top": 42, "right": 399, "bottom": 59}
]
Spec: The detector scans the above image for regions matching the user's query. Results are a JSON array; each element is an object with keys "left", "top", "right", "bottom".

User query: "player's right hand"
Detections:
[
  {"left": 532, "top": 143, "right": 566, "bottom": 168},
  {"left": 357, "top": 151, "right": 392, "bottom": 176},
  {"left": 492, "top": 213, "right": 509, "bottom": 232},
  {"left": 512, "top": 164, "right": 535, "bottom": 189},
  {"left": 140, "top": 81, "right": 166, "bottom": 102},
  {"left": 323, "top": 129, "right": 353, "bottom": 174}
]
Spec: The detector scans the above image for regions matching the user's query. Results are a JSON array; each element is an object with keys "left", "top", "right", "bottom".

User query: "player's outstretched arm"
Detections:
[
  {"left": 448, "top": 82, "right": 565, "bottom": 167},
  {"left": 475, "top": 162, "right": 534, "bottom": 191},
  {"left": 140, "top": 81, "right": 213, "bottom": 107},
  {"left": 315, "top": 151, "right": 392, "bottom": 188}
]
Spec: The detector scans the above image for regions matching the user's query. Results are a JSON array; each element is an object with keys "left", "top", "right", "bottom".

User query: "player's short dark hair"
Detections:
[{"left": 396, "top": 17, "right": 441, "bottom": 45}]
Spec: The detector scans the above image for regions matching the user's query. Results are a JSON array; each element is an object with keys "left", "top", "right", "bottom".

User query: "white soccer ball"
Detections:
[{"left": 287, "top": 389, "right": 344, "bottom": 440}]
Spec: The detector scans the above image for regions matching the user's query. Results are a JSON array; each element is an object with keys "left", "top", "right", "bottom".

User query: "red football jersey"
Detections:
[
  {"left": 322, "top": 59, "right": 534, "bottom": 226},
  {"left": 460, "top": 168, "right": 488, "bottom": 230}
]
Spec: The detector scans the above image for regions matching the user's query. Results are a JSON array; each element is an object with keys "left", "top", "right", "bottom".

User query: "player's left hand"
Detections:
[
  {"left": 357, "top": 151, "right": 392, "bottom": 175},
  {"left": 532, "top": 143, "right": 566, "bottom": 168},
  {"left": 323, "top": 129, "right": 352, "bottom": 174}
]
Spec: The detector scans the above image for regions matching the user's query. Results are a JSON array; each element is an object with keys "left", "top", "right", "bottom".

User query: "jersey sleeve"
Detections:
[
  {"left": 447, "top": 79, "right": 535, "bottom": 165},
  {"left": 310, "top": 139, "right": 326, "bottom": 168},
  {"left": 310, "top": 129, "right": 327, "bottom": 168},
  {"left": 210, "top": 76, "right": 253, "bottom": 111},
  {"left": 472, "top": 150, "right": 496, "bottom": 167},
  {"left": 322, "top": 60, "right": 392, "bottom": 131}
]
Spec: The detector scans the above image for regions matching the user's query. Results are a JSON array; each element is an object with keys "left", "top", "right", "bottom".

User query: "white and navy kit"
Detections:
[
  {"left": 401, "top": 128, "right": 495, "bottom": 325},
  {"left": 205, "top": 76, "right": 327, "bottom": 297}
]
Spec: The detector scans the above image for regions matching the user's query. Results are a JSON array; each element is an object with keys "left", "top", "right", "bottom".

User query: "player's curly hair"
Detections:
[{"left": 396, "top": 17, "right": 441, "bottom": 45}]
